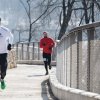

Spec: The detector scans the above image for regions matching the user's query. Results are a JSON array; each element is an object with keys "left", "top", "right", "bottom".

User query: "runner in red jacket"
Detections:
[{"left": 40, "top": 32, "right": 55, "bottom": 75}]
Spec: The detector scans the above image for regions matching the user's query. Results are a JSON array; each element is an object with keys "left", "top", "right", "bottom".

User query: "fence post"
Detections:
[
  {"left": 16, "top": 43, "right": 18, "bottom": 60},
  {"left": 87, "top": 28, "right": 95, "bottom": 91},
  {"left": 27, "top": 43, "right": 29, "bottom": 60},
  {"left": 38, "top": 42, "right": 40, "bottom": 60},
  {"left": 21, "top": 43, "right": 23, "bottom": 60},
  {"left": 77, "top": 30, "right": 82, "bottom": 89},
  {"left": 70, "top": 35, "right": 72, "bottom": 87},
  {"left": 32, "top": 43, "right": 34, "bottom": 60}
]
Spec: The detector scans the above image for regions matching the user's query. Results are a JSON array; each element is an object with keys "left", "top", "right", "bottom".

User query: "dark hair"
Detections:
[
  {"left": 0, "top": 18, "right": 1, "bottom": 21},
  {"left": 43, "top": 32, "right": 47, "bottom": 35}
]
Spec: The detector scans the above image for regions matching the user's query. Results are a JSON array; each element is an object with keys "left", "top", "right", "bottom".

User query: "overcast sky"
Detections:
[
  {"left": 0, "top": 0, "right": 59, "bottom": 42},
  {"left": 0, "top": 0, "right": 28, "bottom": 29}
]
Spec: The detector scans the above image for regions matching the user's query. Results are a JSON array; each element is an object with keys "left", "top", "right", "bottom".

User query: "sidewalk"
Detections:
[{"left": 0, "top": 64, "right": 57, "bottom": 100}]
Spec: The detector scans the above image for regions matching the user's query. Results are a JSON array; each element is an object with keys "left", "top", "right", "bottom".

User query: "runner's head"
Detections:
[{"left": 43, "top": 32, "right": 48, "bottom": 38}]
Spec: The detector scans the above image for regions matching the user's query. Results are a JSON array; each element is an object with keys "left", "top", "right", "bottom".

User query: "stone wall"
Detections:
[{"left": 8, "top": 49, "right": 17, "bottom": 69}]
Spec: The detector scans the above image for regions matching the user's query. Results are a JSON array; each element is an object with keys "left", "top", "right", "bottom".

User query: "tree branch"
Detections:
[
  {"left": 19, "top": 0, "right": 30, "bottom": 18},
  {"left": 42, "top": 6, "right": 62, "bottom": 20}
]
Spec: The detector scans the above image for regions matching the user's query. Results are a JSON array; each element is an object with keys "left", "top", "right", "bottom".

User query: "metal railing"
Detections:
[
  {"left": 13, "top": 42, "right": 56, "bottom": 61},
  {"left": 56, "top": 22, "right": 100, "bottom": 94}
]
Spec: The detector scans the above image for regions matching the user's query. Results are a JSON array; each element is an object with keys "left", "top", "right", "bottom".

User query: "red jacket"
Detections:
[{"left": 40, "top": 37, "right": 55, "bottom": 54}]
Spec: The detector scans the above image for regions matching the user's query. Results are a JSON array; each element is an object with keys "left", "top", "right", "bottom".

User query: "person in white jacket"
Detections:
[{"left": 0, "top": 18, "right": 13, "bottom": 89}]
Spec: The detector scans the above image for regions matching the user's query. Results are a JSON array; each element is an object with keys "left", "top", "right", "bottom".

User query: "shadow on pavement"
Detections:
[
  {"left": 41, "top": 78, "right": 58, "bottom": 100},
  {"left": 27, "top": 74, "right": 44, "bottom": 77}
]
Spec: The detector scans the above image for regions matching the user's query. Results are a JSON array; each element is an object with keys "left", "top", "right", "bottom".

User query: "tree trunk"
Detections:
[
  {"left": 91, "top": 0, "right": 95, "bottom": 22},
  {"left": 58, "top": 0, "right": 75, "bottom": 40},
  {"left": 82, "top": 0, "right": 89, "bottom": 24},
  {"left": 29, "top": 24, "right": 32, "bottom": 42}
]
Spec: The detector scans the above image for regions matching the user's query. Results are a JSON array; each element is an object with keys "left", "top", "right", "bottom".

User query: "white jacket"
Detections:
[{"left": 0, "top": 26, "right": 13, "bottom": 54}]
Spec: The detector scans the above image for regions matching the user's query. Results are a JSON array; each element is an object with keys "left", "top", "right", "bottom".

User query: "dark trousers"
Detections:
[
  {"left": 0, "top": 53, "right": 7, "bottom": 80},
  {"left": 43, "top": 52, "right": 51, "bottom": 72}
]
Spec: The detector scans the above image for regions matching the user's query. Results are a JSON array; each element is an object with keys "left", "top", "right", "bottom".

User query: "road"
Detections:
[{"left": 0, "top": 64, "right": 57, "bottom": 100}]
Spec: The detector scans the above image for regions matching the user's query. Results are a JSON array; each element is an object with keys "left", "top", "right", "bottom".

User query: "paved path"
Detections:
[{"left": 0, "top": 64, "right": 57, "bottom": 100}]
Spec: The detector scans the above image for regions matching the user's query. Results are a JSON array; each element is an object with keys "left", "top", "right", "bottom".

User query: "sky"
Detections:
[
  {"left": 0, "top": 0, "right": 27, "bottom": 29},
  {"left": 0, "top": 0, "right": 100, "bottom": 41},
  {"left": 0, "top": 0, "right": 58, "bottom": 43}
]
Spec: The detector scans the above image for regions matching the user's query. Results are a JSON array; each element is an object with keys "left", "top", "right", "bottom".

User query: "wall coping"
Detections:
[{"left": 57, "top": 21, "right": 100, "bottom": 44}]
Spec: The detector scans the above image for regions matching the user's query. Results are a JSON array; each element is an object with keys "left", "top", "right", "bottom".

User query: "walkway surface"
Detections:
[{"left": 0, "top": 64, "right": 57, "bottom": 100}]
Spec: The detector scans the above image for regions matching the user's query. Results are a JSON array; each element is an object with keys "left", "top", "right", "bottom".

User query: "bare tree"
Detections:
[
  {"left": 38, "top": 0, "right": 75, "bottom": 39},
  {"left": 19, "top": 0, "right": 49, "bottom": 42},
  {"left": 58, "top": 0, "right": 75, "bottom": 39},
  {"left": 20, "top": 0, "right": 100, "bottom": 40},
  {"left": 74, "top": 0, "right": 100, "bottom": 25},
  {"left": 12, "top": 28, "right": 29, "bottom": 43}
]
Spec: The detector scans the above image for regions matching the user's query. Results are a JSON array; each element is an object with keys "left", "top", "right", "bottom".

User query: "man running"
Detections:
[
  {"left": 40, "top": 32, "right": 55, "bottom": 75},
  {"left": 0, "top": 18, "right": 13, "bottom": 89}
]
